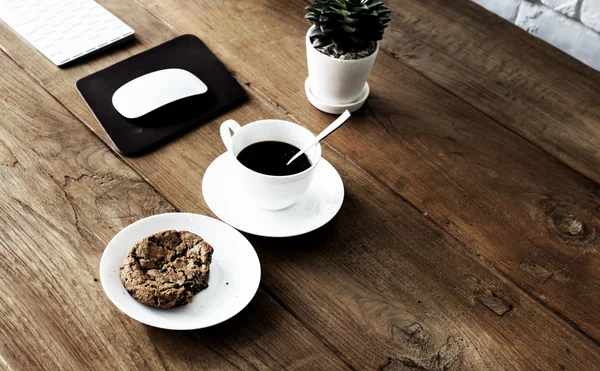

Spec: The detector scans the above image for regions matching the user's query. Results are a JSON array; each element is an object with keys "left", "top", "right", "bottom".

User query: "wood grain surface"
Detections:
[
  {"left": 133, "top": 0, "right": 600, "bottom": 343},
  {"left": 1, "top": 0, "right": 600, "bottom": 369},
  {"left": 382, "top": 0, "right": 600, "bottom": 184},
  {"left": 0, "top": 49, "right": 348, "bottom": 371}
]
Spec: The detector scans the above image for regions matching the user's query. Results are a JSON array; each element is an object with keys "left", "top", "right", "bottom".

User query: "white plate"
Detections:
[
  {"left": 202, "top": 153, "right": 344, "bottom": 237},
  {"left": 99, "top": 213, "right": 261, "bottom": 330}
]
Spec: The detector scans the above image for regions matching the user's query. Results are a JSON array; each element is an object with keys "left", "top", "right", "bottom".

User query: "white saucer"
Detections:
[
  {"left": 202, "top": 153, "right": 344, "bottom": 237},
  {"left": 99, "top": 213, "right": 261, "bottom": 330},
  {"left": 305, "top": 77, "right": 369, "bottom": 114}
]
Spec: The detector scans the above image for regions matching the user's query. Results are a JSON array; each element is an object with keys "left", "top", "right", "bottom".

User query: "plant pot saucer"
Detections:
[{"left": 304, "top": 78, "right": 369, "bottom": 114}]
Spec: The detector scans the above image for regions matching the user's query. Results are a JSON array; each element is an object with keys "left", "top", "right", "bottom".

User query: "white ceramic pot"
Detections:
[{"left": 306, "top": 25, "right": 379, "bottom": 105}]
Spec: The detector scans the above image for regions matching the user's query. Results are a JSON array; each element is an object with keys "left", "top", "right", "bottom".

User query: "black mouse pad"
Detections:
[{"left": 76, "top": 34, "right": 247, "bottom": 155}]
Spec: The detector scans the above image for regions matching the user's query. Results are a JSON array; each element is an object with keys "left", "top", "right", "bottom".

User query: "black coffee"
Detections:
[{"left": 237, "top": 141, "right": 312, "bottom": 176}]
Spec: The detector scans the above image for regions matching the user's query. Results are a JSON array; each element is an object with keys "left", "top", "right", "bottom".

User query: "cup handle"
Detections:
[{"left": 220, "top": 119, "right": 241, "bottom": 152}]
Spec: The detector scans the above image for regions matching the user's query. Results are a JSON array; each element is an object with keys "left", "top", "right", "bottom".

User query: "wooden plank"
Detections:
[
  {"left": 0, "top": 50, "right": 349, "bottom": 371},
  {"left": 128, "top": 0, "right": 600, "bottom": 342},
  {"left": 380, "top": 0, "right": 600, "bottom": 183},
  {"left": 2, "top": 1, "right": 600, "bottom": 368}
]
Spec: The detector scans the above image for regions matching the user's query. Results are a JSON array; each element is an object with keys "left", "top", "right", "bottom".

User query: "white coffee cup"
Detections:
[{"left": 220, "top": 119, "right": 322, "bottom": 210}]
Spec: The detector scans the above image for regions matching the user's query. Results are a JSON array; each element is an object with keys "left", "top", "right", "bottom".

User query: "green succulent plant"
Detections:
[{"left": 306, "top": 0, "right": 391, "bottom": 57}]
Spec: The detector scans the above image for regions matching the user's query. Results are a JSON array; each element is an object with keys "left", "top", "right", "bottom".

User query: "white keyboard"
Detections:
[{"left": 0, "top": 0, "right": 134, "bottom": 66}]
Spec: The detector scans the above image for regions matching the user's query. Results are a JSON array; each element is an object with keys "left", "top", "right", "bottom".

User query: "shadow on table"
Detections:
[
  {"left": 144, "top": 289, "right": 279, "bottom": 361},
  {"left": 246, "top": 220, "right": 337, "bottom": 252}
]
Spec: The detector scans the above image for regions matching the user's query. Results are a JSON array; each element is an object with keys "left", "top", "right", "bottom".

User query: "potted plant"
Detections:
[{"left": 305, "top": 0, "right": 391, "bottom": 112}]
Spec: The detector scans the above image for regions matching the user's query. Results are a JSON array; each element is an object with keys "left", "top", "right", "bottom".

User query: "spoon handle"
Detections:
[
  {"left": 315, "top": 109, "right": 351, "bottom": 143},
  {"left": 286, "top": 110, "right": 351, "bottom": 166}
]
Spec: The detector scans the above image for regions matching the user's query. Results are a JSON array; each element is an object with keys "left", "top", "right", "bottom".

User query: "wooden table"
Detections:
[{"left": 1, "top": 0, "right": 600, "bottom": 369}]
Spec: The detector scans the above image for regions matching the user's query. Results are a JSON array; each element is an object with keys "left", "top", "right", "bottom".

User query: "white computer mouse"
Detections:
[{"left": 112, "top": 68, "right": 208, "bottom": 119}]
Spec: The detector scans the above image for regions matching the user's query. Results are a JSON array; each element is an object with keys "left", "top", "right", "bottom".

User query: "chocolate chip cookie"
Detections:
[{"left": 120, "top": 230, "right": 214, "bottom": 308}]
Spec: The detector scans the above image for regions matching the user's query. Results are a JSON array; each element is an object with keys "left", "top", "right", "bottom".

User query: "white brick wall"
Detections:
[
  {"left": 471, "top": 0, "right": 600, "bottom": 71},
  {"left": 541, "top": 0, "right": 578, "bottom": 17},
  {"left": 581, "top": 0, "right": 600, "bottom": 31}
]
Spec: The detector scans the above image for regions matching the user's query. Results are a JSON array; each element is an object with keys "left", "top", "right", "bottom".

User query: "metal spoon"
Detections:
[{"left": 286, "top": 110, "right": 351, "bottom": 166}]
